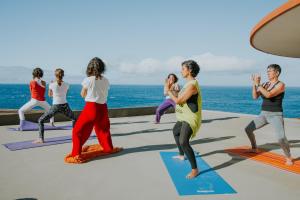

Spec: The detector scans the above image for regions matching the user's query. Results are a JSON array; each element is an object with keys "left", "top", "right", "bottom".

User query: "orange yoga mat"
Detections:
[
  {"left": 65, "top": 144, "right": 123, "bottom": 164},
  {"left": 225, "top": 146, "right": 300, "bottom": 174}
]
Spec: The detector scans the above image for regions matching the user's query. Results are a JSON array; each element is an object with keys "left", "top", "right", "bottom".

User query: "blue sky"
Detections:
[{"left": 0, "top": 0, "right": 299, "bottom": 86}]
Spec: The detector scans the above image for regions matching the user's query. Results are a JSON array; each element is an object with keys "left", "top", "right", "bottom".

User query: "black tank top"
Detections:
[
  {"left": 261, "top": 81, "right": 284, "bottom": 112},
  {"left": 187, "top": 93, "right": 198, "bottom": 113}
]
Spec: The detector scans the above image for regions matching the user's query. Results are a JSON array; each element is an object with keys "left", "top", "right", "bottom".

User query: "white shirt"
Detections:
[
  {"left": 49, "top": 81, "right": 69, "bottom": 105},
  {"left": 82, "top": 76, "right": 110, "bottom": 104}
]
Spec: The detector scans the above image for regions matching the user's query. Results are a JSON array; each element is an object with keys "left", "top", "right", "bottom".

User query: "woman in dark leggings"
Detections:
[
  {"left": 34, "top": 69, "right": 76, "bottom": 143},
  {"left": 166, "top": 60, "right": 202, "bottom": 179}
]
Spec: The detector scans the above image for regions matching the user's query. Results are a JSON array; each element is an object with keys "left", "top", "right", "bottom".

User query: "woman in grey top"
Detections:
[{"left": 245, "top": 64, "right": 293, "bottom": 165}]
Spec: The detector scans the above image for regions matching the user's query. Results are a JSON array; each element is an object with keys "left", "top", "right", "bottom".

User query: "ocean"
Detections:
[{"left": 0, "top": 84, "right": 299, "bottom": 118}]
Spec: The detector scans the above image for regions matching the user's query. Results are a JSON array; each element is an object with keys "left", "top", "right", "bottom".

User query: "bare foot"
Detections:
[
  {"left": 111, "top": 147, "right": 123, "bottom": 153},
  {"left": 186, "top": 169, "right": 199, "bottom": 179},
  {"left": 172, "top": 155, "right": 185, "bottom": 160},
  {"left": 285, "top": 157, "right": 293, "bottom": 166},
  {"left": 32, "top": 138, "right": 44, "bottom": 144},
  {"left": 245, "top": 148, "right": 259, "bottom": 153}
]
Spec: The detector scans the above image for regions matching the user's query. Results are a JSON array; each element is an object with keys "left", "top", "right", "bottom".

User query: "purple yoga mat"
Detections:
[
  {"left": 3, "top": 135, "right": 97, "bottom": 151},
  {"left": 7, "top": 120, "right": 72, "bottom": 131}
]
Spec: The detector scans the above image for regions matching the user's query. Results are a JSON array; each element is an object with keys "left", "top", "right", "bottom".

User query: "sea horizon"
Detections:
[
  {"left": 1, "top": 83, "right": 300, "bottom": 88},
  {"left": 0, "top": 84, "right": 299, "bottom": 118}
]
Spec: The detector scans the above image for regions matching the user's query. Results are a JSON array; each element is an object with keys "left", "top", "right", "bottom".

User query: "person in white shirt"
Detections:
[
  {"left": 34, "top": 68, "right": 76, "bottom": 143},
  {"left": 65, "top": 57, "right": 122, "bottom": 163}
]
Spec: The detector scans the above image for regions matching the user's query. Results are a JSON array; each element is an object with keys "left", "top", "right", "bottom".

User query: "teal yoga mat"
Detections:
[{"left": 160, "top": 152, "right": 236, "bottom": 196}]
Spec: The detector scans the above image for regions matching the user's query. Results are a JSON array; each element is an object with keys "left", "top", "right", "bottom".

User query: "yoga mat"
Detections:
[
  {"left": 225, "top": 146, "right": 300, "bottom": 174},
  {"left": 160, "top": 152, "right": 236, "bottom": 196},
  {"left": 8, "top": 120, "right": 72, "bottom": 131},
  {"left": 3, "top": 135, "right": 97, "bottom": 151},
  {"left": 65, "top": 144, "right": 123, "bottom": 164}
]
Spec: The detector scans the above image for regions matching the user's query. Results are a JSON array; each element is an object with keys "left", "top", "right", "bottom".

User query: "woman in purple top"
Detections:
[{"left": 155, "top": 73, "right": 180, "bottom": 123}]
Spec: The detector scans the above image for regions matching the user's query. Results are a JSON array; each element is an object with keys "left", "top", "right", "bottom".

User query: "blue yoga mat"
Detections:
[
  {"left": 160, "top": 152, "right": 236, "bottom": 196},
  {"left": 3, "top": 135, "right": 97, "bottom": 151}
]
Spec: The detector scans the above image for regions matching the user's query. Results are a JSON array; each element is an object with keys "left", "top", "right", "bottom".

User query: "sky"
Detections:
[{"left": 0, "top": 0, "right": 299, "bottom": 86}]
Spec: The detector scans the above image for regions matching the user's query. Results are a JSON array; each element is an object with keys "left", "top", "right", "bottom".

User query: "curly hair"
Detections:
[
  {"left": 86, "top": 57, "right": 105, "bottom": 79},
  {"left": 182, "top": 60, "right": 200, "bottom": 77},
  {"left": 32, "top": 67, "right": 44, "bottom": 78}
]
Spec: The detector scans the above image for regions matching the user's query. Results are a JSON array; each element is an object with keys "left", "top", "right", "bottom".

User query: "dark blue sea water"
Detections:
[{"left": 0, "top": 84, "right": 299, "bottom": 118}]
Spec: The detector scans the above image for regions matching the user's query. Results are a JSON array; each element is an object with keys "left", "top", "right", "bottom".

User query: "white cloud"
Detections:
[
  {"left": 191, "top": 53, "right": 255, "bottom": 72},
  {"left": 114, "top": 53, "right": 256, "bottom": 75},
  {"left": 119, "top": 58, "right": 162, "bottom": 74}
]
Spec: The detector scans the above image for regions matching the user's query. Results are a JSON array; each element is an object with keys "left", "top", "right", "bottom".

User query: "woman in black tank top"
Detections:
[{"left": 244, "top": 64, "right": 293, "bottom": 165}]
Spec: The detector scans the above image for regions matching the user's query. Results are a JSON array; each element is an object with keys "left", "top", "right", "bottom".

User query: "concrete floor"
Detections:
[{"left": 1, "top": 110, "right": 300, "bottom": 200}]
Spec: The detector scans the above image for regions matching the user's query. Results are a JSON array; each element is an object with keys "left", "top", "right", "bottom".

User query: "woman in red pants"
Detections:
[{"left": 65, "top": 57, "right": 122, "bottom": 163}]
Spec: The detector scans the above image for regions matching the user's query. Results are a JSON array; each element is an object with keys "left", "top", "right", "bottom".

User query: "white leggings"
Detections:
[{"left": 18, "top": 98, "right": 54, "bottom": 123}]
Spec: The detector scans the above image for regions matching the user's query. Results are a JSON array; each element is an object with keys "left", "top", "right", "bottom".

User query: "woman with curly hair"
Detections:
[{"left": 65, "top": 57, "right": 122, "bottom": 163}]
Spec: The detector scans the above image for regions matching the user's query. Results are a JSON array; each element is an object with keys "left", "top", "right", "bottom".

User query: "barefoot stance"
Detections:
[
  {"left": 33, "top": 138, "right": 44, "bottom": 144},
  {"left": 285, "top": 158, "right": 293, "bottom": 166},
  {"left": 172, "top": 155, "right": 185, "bottom": 161},
  {"left": 245, "top": 148, "right": 260, "bottom": 154},
  {"left": 186, "top": 169, "right": 199, "bottom": 179},
  {"left": 246, "top": 148, "right": 293, "bottom": 166}
]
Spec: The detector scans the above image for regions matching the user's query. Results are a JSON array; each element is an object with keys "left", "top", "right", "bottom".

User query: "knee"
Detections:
[
  {"left": 18, "top": 109, "right": 24, "bottom": 114},
  {"left": 156, "top": 107, "right": 161, "bottom": 114},
  {"left": 245, "top": 121, "right": 255, "bottom": 134},
  {"left": 38, "top": 117, "right": 45, "bottom": 124},
  {"left": 179, "top": 138, "right": 189, "bottom": 148},
  {"left": 278, "top": 137, "right": 288, "bottom": 144},
  {"left": 172, "top": 129, "right": 179, "bottom": 137},
  {"left": 244, "top": 126, "right": 251, "bottom": 134}
]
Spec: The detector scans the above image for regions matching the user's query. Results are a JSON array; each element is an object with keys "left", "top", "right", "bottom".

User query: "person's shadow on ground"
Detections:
[
  {"left": 158, "top": 116, "right": 239, "bottom": 125},
  {"left": 92, "top": 136, "right": 236, "bottom": 161},
  {"left": 111, "top": 116, "right": 239, "bottom": 137}
]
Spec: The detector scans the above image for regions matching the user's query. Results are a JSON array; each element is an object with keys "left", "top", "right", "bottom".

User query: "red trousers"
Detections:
[{"left": 71, "top": 102, "right": 113, "bottom": 156}]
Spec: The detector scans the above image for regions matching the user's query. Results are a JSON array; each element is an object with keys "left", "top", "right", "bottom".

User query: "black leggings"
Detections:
[
  {"left": 173, "top": 121, "right": 197, "bottom": 169},
  {"left": 38, "top": 103, "right": 76, "bottom": 140}
]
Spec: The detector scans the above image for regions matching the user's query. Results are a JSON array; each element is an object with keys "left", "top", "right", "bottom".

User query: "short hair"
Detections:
[
  {"left": 32, "top": 67, "right": 43, "bottom": 78},
  {"left": 167, "top": 73, "right": 178, "bottom": 83},
  {"left": 55, "top": 68, "right": 64, "bottom": 81},
  {"left": 267, "top": 64, "right": 281, "bottom": 75},
  {"left": 86, "top": 57, "right": 105, "bottom": 78},
  {"left": 181, "top": 60, "right": 200, "bottom": 77}
]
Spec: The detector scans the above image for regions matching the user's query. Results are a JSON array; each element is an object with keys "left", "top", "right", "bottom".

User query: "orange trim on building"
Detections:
[{"left": 250, "top": 0, "right": 300, "bottom": 49}]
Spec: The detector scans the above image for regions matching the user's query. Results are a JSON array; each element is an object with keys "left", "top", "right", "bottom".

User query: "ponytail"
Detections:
[{"left": 55, "top": 68, "right": 64, "bottom": 86}]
